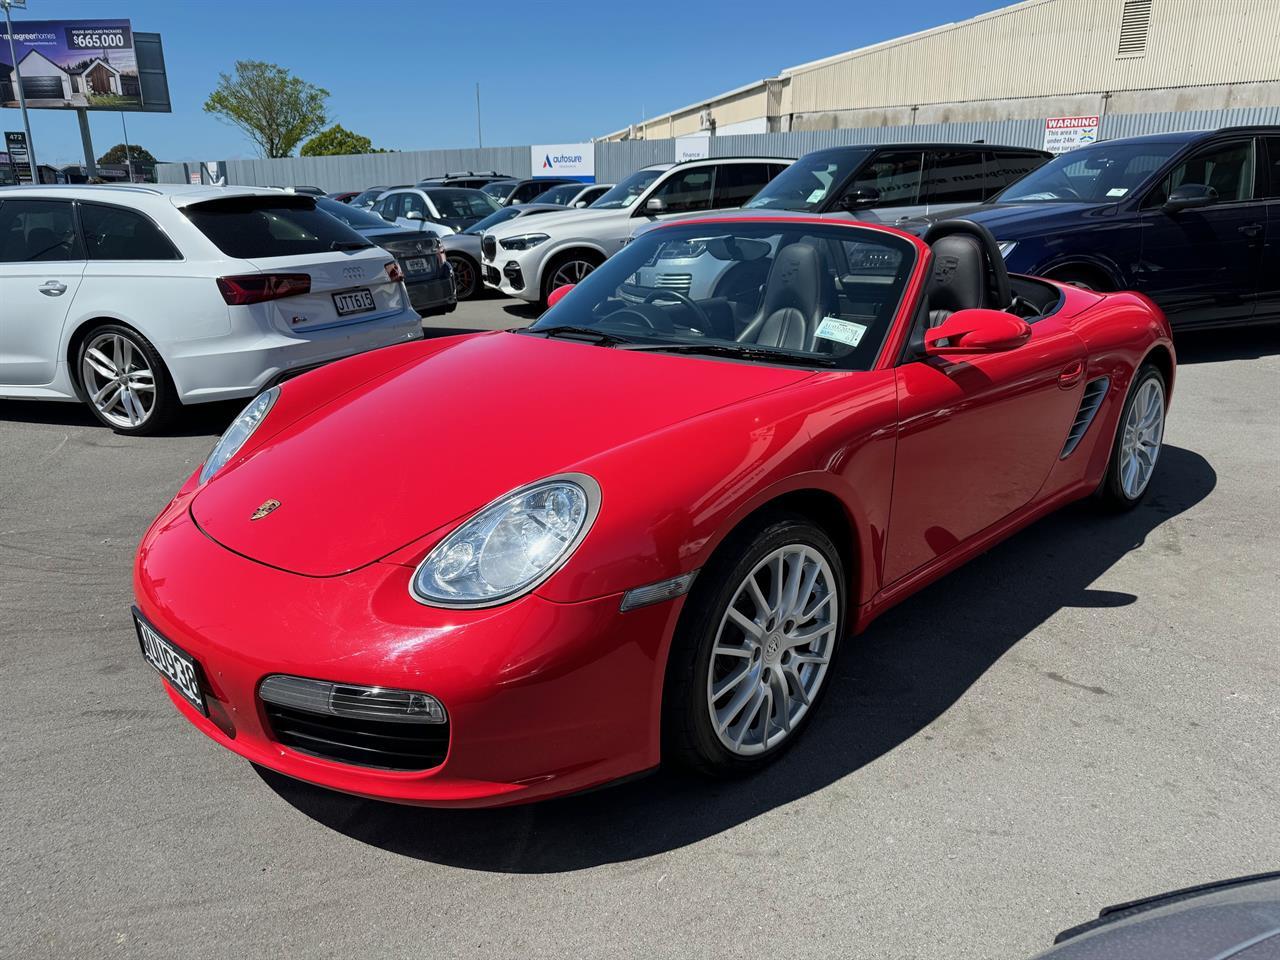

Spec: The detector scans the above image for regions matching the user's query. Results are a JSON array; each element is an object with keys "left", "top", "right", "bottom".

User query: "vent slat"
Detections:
[
  {"left": 1061, "top": 377, "right": 1111, "bottom": 459},
  {"left": 1117, "top": 0, "right": 1153, "bottom": 57}
]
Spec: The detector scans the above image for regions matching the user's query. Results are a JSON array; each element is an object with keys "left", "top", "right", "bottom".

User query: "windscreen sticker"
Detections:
[
  {"left": 1106, "top": 187, "right": 1129, "bottom": 197},
  {"left": 815, "top": 316, "right": 868, "bottom": 347},
  {"left": 806, "top": 189, "right": 826, "bottom": 204}
]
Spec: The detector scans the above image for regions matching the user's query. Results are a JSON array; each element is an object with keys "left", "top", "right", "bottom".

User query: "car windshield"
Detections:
[
  {"left": 351, "top": 188, "right": 385, "bottom": 207},
  {"left": 481, "top": 180, "right": 517, "bottom": 202},
  {"left": 525, "top": 222, "right": 915, "bottom": 370},
  {"left": 589, "top": 169, "right": 665, "bottom": 209},
  {"left": 996, "top": 140, "right": 1183, "bottom": 202},
  {"left": 531, "top": 183, "right": 581, "bottom": 205},
  {"left": 316, "top": 196, "right": 393, "bottom": 230},
  {"left": 427, "top": 188, "right": 501, "bottom": 219},
  {"left": 745, "top": 150, "right": 871, "bottom": 211},
  {"left": 465, "top": 206, "right": 532, "bottom": 234}
]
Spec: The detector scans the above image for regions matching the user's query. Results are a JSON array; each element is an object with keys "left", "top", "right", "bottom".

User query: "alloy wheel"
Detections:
[
  {"left": 80, "top": 331, "right": 156, "bottom": 429},
  {"left": 449, "top": 256, "right": 476, "bottom": 299},
  {"left": 707, "top": 544, "right": 838, "bottom": 756},
  {"left": 550, "top": 259, "right": 595, "bottom": 290},
  {"left": 1119, "top": 375, "right": 1165, "bottom": 499}
]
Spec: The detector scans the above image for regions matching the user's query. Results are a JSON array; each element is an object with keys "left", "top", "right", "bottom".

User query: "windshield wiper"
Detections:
[
  {"left": 618, "top": 341, "right": 838, "bottom": 367},
  {"left": 528, "top": 325, "right": 636, "bottom": 347}
]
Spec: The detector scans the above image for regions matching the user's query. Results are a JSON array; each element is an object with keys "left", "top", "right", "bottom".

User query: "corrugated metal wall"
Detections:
[
  {"left": 159, "top": 146, "right": 532, "bottom": 190},
  {"left": 159, "top": 105, "right": 1280, "bottom": 189}
]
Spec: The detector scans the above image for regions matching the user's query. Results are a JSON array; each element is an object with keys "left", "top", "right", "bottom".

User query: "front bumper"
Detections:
[
  {"left": 133, "top": 495, "right": 677, "bottom": 807},
  {"left": 481, "top": 249, "right": 541, "bottom": 302}
]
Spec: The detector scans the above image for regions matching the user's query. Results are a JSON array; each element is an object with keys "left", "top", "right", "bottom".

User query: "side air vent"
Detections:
[
  {"left": 1117, "top": 0, "right": 1152, "bottom": 58},
  {"left": 1061, "top": 377, "right": 1110, "bottom": 459}
]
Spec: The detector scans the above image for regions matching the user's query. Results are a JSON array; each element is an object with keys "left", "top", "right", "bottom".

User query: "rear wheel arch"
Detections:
[
  {"left": 66, "top": 317, "right": 169, "bottom": 398},
  {"left": 1141, "top": 344, "right": 1175, "bottom": 398}
]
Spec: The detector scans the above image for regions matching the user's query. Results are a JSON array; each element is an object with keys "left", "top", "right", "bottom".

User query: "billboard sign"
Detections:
[
  {"left": 1043, "top": 115, "right": 1100, "bottom": 154},
  {"left": 675, "top": 136, "right": 710, "bottom": 162},
  {"left": 531, "top": 143, "right": 594, "bottom": 182},
  {"left": 5, "top": 131, "right": 33, "bottom": 183},
  {"left": 0, "top": 18, "right": 146, "bottom": 111}
]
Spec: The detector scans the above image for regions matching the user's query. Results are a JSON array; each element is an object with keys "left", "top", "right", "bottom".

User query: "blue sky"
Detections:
[{"left": 7, "top": 0, "right": 1012, "bottom": 167}]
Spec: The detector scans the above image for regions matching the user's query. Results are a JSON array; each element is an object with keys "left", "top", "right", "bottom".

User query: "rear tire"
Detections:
[
  {"left": 76, "top": 323, "right": 178, "bottom": 435},
  {"left": 664, "top": 513, "right": 846, "bottom": 777},
  {"left": 1097, "top": 363, "right": 1166, "bottom": 510}
]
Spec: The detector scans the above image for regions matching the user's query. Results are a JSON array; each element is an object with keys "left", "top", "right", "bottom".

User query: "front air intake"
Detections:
[{"left": 1060, "top": 377, "right": 1110, "bottom": 459}]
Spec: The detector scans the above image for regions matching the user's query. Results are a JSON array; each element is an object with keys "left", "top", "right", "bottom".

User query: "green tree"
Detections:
[
  {"left": 98, "top": 143, "right": 158, "bottom": 166},
  {"left": 300, "top": 124, "right": 376, "bottom": 157},
  {"left": 203, "top": 60, "right": 329, "bottom": 158}
]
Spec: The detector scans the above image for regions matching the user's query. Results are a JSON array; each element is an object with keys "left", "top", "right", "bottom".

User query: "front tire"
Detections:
[
  {"left": 540, "top": 252, "right": 601, "bottom": 305},
  {"left": 664, "top": 514, "right": 846, "bottom": 777},
  {"left": 1097, "top": 363, "right": 1166, "bottom": 510},
  {"left": 76, "top": 324, "right": 178, "bottom": 435},
  {"left": 447, "top": 254, "right": 478, "bottom": 300}
]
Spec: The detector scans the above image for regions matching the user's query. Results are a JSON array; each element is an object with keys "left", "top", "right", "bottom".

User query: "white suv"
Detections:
[
  {"left": 480, "top": 157, "right": 791, "bottom": 305},
  {"left": 0, "top": 184, "right": 422, "bottom": 434}
]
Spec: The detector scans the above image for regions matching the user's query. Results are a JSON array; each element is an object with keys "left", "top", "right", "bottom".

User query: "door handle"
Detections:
[
  {"left": 1238, "top": 223, "right": 1263, "bottom": 239},
  {"left": 1058, "top": 359, "right": 1085, "bottom": 389},
  {"left": 39, "top": 280, "right": 68, "bottom": 297}
]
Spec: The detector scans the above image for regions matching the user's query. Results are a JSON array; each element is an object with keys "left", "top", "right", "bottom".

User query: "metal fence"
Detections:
[{"left": 158, "top": 106, "right": 1280, "bottom": 190}]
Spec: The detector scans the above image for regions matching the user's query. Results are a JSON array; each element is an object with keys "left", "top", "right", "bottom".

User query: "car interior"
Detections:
[{"left": 557, "top": 219, "right": 1065, "bottom": 369}]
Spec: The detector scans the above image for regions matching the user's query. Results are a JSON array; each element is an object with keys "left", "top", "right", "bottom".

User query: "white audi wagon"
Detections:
[{"left": 0, "top": 184, "right": 423, "bottom": 434}]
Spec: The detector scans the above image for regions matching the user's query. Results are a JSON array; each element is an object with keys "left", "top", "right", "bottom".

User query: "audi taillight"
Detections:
[
  {"left": 216, "top": 273, "right": 311, "bottom": 306},
  {"left": 385, "top": 260, "right": 404, "bottom": 283}
]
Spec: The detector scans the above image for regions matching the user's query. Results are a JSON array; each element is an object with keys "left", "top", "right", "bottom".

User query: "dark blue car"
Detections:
[{"left": 918, "top": 126, "right": 1280, "bottom": 331}]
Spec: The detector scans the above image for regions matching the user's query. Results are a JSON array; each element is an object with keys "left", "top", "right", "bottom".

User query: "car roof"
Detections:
[
  {"left": 797, "top": 143, "right": 1048, "bottom": 159},
  {"left": 0, "top": 183, "right": 296, "bottom": 208}
]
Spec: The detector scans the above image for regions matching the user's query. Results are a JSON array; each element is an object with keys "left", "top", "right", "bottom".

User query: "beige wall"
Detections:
[{"left": 783, "top": 0, "right": 1280, "bottom": 116}]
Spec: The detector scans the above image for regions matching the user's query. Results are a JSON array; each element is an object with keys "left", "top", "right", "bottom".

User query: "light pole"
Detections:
[{"left": 2, "top": 0, "right": 38, "bottom": 181}]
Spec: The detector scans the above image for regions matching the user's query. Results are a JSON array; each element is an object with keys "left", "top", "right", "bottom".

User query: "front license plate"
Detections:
[
  {"left": 134, "top": 611, "right": 207, "bottom": 715},
  {"left": 332, "top": 288, "right": 376, "bottom": 316},
  {"left": 404, "top": 257, "right": 429, "bottom": 274}
]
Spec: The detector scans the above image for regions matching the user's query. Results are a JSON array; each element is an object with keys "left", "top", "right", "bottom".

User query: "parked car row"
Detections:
[{"left": 477, "top": 125, "right": 1280, "bottom": 331}]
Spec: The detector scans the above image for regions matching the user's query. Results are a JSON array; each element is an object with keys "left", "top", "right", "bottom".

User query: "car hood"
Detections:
[
  {"left": 486, "top": 207, "right": 617, "bottom": 239},
  {"left": 191, "top": 332, "right": 812, "bottom": 577},
  {"left": 905, "top": 201, "right": 1116, "bottom": 237}
]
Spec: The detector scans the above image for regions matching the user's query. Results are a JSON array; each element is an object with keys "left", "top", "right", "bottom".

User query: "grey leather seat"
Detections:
[{"left": 737, "top": 242, "right": 826, "bottom": 350}]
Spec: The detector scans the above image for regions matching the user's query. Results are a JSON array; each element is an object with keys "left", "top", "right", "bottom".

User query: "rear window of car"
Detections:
[{"left": 183, "top": 196, "right": 374, "bottom": 259}]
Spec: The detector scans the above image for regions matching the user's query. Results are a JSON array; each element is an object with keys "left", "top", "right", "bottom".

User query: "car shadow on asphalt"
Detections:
[
  {"left": 0, "top": 398, "right": 242, "bottom": 437},
  {"left": 258, "top": 443, "right": 1217, "bottom": 873},
  {"left": 1174, "top": 323, "right": 1279, "bottom": 364}
]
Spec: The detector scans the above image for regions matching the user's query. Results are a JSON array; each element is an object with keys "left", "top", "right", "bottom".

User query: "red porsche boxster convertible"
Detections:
[{"left": 133, "top": 216, "right": 1173, "bottom": 807}]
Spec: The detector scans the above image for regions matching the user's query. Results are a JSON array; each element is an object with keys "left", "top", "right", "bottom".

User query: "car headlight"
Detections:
[
  {"left": 411, "top": 474, "right": 600, "bottom": 608},
  {"left": 198, "top": 387, "right": 279, "bottom": 485},
  {"left": 998, "top": 241, "right": 1017, "bottom": 258},
  {"left": 499, "top": 233, "right": 550, "bottom": 251}
]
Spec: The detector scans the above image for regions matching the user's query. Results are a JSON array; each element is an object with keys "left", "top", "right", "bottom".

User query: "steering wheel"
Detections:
[
  {"left": 1053, "top": 186, "right": 1082, "bottom": 200},
  {"left": 642, "top": 289, "right": 712, "bottom": 333},
  {"left": 602, "top": 305, "right": 674, "bottom": 333}
]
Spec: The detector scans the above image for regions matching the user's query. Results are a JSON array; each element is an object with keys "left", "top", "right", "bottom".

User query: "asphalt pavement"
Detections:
[{"left": 1, "top": 303, "right": 1277, "bottom": 960}]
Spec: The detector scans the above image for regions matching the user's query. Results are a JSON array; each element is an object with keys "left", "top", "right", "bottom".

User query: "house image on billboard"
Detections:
[{"left": 10, "top": 49, "right": 124, "bottom": 105}]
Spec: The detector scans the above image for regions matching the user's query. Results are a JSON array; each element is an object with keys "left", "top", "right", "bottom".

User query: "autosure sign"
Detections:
[
  {"left": 531, "top": 143, "right": 595, "bottom": 182},
  {"left": 1043, "top": 116, "right": 1101, "bottom": 154},
  {"left": 0, "top": 18, "right": 143, "bottom": 111}
]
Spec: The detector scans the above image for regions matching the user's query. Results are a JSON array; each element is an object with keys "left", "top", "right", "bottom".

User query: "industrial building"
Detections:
[{"left": 599, "top": 0, "right": 1280, "bottom": 141}]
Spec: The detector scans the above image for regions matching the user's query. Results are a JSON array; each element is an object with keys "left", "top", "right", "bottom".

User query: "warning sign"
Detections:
[{"left": 1043, "top": 116, "right": 1100, "bottom": 155}]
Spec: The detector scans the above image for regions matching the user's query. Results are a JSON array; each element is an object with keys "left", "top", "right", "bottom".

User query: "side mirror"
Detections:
[
  {"left": 645, "top": 197, "right": 668, "bottom": 214},
  {"left": 546, "top": 284, "right": 575, "bottom": 308},
  {"left": 924, "top": 309, "right": 1031, "bottom": 356},
  {"left": 405, "top": 210, "right": 425, "bottom": 221},
  {"left": 839, "top": 187, "right": 881, "bottom": 211},
  {"left": 1163, "top": 183, "right": 1217, "bottom": 213},
  {"left": 573, "top": 200, "right": 588, "bottom": 208}
]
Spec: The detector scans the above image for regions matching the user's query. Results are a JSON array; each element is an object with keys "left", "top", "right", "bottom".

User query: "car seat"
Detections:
[{"left": 735, "top": 242, "right": 830, "bottom": 350}]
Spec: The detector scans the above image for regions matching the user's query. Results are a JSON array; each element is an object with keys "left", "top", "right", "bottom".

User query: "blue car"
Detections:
[{"left": 913, "top": 126, "right": 1280, "bottom": 331}]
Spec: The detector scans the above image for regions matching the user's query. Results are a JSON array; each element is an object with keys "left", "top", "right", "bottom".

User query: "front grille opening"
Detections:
[
  {"left": 264, "top": 702, "right": 449, "bottom": 771},
  {"left": 1061, "top": 376, "right": 1110, "bottom": 459}
]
